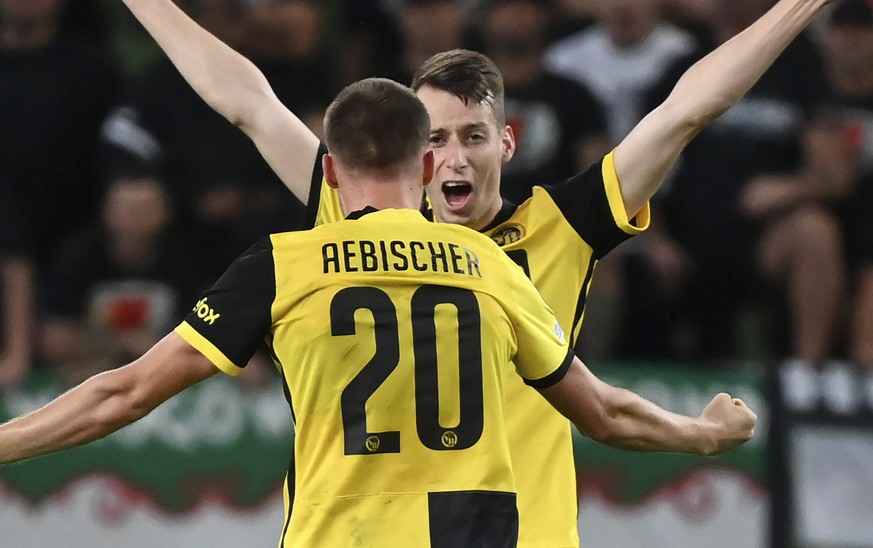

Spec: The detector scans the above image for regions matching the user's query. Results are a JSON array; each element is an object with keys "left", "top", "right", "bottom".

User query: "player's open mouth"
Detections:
[{"left": 442, "top": 181, "right": 473, "bottom": 211}]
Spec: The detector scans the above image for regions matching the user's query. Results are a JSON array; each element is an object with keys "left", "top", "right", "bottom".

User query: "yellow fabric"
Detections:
[
  {"left": 313, "top": 154, "right": 648, "bottom": 547},
  {"left": 180, "top": 209, "right": 569, "bottom": 547}
]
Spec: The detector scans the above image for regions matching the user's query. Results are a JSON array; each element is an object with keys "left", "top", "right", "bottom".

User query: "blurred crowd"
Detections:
[{"left": 1, "top": 0, "right": 872, "bottom": 390}]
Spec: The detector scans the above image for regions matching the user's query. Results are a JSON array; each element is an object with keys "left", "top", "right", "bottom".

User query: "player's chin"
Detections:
[{"left": 433, "top": 205, "right": 473, "bottom": 226}]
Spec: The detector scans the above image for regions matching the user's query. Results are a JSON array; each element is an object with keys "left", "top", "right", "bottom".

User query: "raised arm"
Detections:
[
  {"left": 0, "top": 332, "right": 217, "bottom": 464},
  {"left": 539, "top": 357, "right": 756, "bottom": 455},
  {"left": 122, "top": 0, "right": 320, "bottom": 202},
  {"left": 613, "top": 0, "right": 833, "bottom": 217}
]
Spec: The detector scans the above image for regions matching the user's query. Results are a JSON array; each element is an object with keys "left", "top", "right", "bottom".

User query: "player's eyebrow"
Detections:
[
  {"left": 430, "top": 122, "right": 491, "bottom": 134},
  {"left": 463, "top": 122, "right": 490, "bottom": 132}
]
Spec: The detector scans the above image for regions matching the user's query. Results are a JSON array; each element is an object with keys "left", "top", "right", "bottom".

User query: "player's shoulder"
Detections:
[
  {"left": 268, "top": 225, "right": 339, "bottom": 257},
  {"left": 437, "top": 221, "right": 506, "bottom": 251}
]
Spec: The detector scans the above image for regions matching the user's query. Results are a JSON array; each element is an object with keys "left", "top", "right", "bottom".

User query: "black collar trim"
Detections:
[{"left": 345, "top": 206, "right": 380, "bottom": 220}]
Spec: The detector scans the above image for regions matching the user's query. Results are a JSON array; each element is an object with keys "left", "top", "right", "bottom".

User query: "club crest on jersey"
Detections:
[
  {"left": 491, "top": 224, "right": 525, "bottom": 247},
  {"left": 441, "top": 431, "right": 458, "bottom": 448}
]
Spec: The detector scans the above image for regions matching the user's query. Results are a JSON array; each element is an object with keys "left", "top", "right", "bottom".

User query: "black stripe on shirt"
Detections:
[
  {"left": 427, "top": 490, "right": 518, "bottom": 548},
  {"left": 279, "top": 453, "right": 296, "bottom": 546},
  {"left": 303, "top": 143, "right": 329, "bottom": 230},
  {"left": 570, "top": 259, "right": 598, "bottom": 347},
  {"left": 524, "top": 349, "right": 575, "bottom": 390}
]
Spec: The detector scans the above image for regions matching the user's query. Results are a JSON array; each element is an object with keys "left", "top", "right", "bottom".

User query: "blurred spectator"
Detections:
[
  {"left": 553, "top": 0, "right": 597, "bottom": 20},
  {"left": 95, "top": 1, "right": 167, "bottom": 82},
  {"left": 60, "top": 0, "right": 110, "bottom": 46},
  {"left": 479, "top": 0, "right": 611, "bottom": 203},
  {"left": 101, "top": 0, "right": 333, "bottom": 268},
  {"left": 381, "top": 0, "right": 475, "bottom": 84},
  {"left": 812, "top": 0, "right": 873, "bottom": 371},
  {"left": 39, "top": 174, "right": 202, "bottom": 383},
  {"left": 236, "top": 0, "right": 335, "bottom": 137},
  {"left": 0, "top": 181, "right": 35, "bottom": 388},
  {"left": 652, "top": 0, "right": 841, "bottom": 362},
  {"left": 335, "top": 0, "right": 403, "bottom": 85},
  {"left": 544, "top": 0, "right": 698, "bottom": 142},
  {"left": 541, "top": 0, "right": 698, "bottom": 360},
  {"left": 0, "top": 0, "right": 121, "bottom": 271}
]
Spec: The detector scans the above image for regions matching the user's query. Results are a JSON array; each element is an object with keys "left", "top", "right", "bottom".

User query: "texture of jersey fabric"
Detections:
[
  {"left": 308, "top": 148, "right": 649, "bottom": 546},
  {"left": 177, "top": 208, "right": 572, "bottom": 547}
]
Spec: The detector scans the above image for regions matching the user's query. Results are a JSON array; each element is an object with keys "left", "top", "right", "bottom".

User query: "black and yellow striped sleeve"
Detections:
[
  {"left": 175, "top": 238, "right": 276, "bottom": 376},
  {"left": 302, "top": 143, "right": 329, "bottom": 229},
  {"left": 544, "top": 151, "right": 649, "bottom": 259}
]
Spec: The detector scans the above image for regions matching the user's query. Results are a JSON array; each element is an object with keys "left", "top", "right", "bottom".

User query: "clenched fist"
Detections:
[{"left": 699, "top": 393, "right": 758, "bottom": 455}]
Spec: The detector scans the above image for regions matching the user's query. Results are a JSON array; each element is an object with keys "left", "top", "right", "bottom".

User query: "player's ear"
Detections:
[
  {"left": 422, "top": 150, "right": 435, "bottom": 187},
  {"left": 323, "top": 153, "right": 339, "bottom": 189},
  {"left": 501, "top": 124, "right": 516, "bottom": 165}
]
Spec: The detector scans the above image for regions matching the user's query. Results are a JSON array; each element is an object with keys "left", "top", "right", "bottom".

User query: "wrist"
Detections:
[{"left": 690, "top": 419, "right": 719, "bottom": 456}]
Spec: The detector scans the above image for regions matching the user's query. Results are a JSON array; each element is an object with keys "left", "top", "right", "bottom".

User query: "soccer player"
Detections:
[
  {"left": 120, "top": 0, "right": 829, "bottom": 545},
  {"left": 0, "top": 78, "right": 755, "bottom": 547}
]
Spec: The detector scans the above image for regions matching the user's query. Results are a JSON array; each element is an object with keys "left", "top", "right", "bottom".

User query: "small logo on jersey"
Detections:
[
  {"left": 554, "top": 321, "right": 565, "bottom": 344},
  {"left": 365, "top": 435, "right": 381, "bottom": 452},
  {"left": 193, "top": 297, "right": 221, "bottom": 325},
  {"left": 491, "top": 224, "right": 525, "bottom": 247},
  {"left": 441, "top": 431, "right": 458, "bottom": 448}
]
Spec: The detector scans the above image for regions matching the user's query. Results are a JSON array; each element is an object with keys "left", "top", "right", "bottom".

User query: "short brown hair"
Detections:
[
  {"left": 411, "top": 49, "right": 506, "bottom": 126},
  {"left": 324, "top": 78, "right": 430, "bottom": 170}
]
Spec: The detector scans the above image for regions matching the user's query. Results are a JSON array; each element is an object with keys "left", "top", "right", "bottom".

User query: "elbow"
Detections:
[
  {"left": 220, "top": 89, "right": 271, "bottom": 135},
  {"left": 88, "top": 370, "right": 151, "bottom": 435},
  {"left": 211, "top": 71, "right": 275, "bottom": 133},
  {"left": 575, "top": 397, "right": 629, "bottom": 446},
  {"left": 586, "top": 419, "right": 627, "bottom": 448},
  {"left": 213, "top": 97, "right": 249, "bottom": 130},
  {"left": 660, "top": 90, "right": 729, "bottom": 138},
  {"left": 575, "top": 388, "right": 652, "bottom": 450}
]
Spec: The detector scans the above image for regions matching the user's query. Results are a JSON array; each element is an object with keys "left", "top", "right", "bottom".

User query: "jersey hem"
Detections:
[
  {"left": 602, "top": 151, "right": 651, "bottom": 235},
  {"left": 524, "top": 349, "right": 575, "bottom": 389},
  {"left": 174, "top": 322, "right": 243, "bottom": 377}
]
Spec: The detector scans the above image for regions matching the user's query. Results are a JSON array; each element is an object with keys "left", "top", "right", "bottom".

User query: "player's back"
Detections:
[
  {"left": 308, "top": 153, "right": 645, "bottom": 546},
  {"left": 269, "top": 208, "right": 568, "bottom": 547}
]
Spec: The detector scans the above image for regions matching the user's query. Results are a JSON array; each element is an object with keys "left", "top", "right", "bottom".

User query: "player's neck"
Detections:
[
  {"left": 338, "top": 178, "right": 425, "bottom": 216},
  {"left": 466, "top": 196, "right": 506, "bottom": 232}
]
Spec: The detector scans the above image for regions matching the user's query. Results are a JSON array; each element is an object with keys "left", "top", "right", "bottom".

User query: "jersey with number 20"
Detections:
[
  {"left": 175, "top": 208, "right": 573, "bottom": 547},
  {"left": 308, "top": 150, "right": 649, "bottom": 547}
]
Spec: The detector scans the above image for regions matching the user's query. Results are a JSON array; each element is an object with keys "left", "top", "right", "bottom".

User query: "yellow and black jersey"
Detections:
[
  {"left": 306, "top": 146, "right": 650, "bottom": 547},
  {"left": 176, "top": 208, "right": 573, "bottom": 548}
]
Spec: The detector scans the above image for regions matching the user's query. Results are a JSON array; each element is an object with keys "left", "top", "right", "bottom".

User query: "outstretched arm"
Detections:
[
  {"left": 0, "top": 332, "right": 218, "bottom": 464},
  {"left": 614, "top": 0, "right": 833, "bottom": 218},
  {"left": 539, "top": 357, "right": 756, "bottom": 455},
  {"left": 122, "top": 0, "right": 320, "bottom": 203}
]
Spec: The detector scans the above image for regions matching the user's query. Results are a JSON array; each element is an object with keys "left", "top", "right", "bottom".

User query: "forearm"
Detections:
[
  {"left": 614, "top": 0, "right": 830, "bottom": 216},
  {"left": 123, "top": 0, "right": 321, "bottom": 202},
  {"left": 122, "top": 0, "right": 271, "bottom": 129},
  {"left": 541, "top": 359, "right": 754, "bottom": 455},
  {"left": 0, "top": 333, "right": 219, "bottom": 465},
  {"left": 540, "top": 360, "right": 715, "bottom": 454},
  {"left": 0, "top": 369, "right": 144, "bottom": 464},
  {"left": 668, "top": 0, "right": 829, "bottom": 127},
  {"left": 591, "top": 385, "right": 714, "bottom": 454}
]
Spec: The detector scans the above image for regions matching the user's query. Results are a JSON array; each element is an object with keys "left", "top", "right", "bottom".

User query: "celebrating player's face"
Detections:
[{"left": 417, "top": 85, "right": 514, "bottom": 231}]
